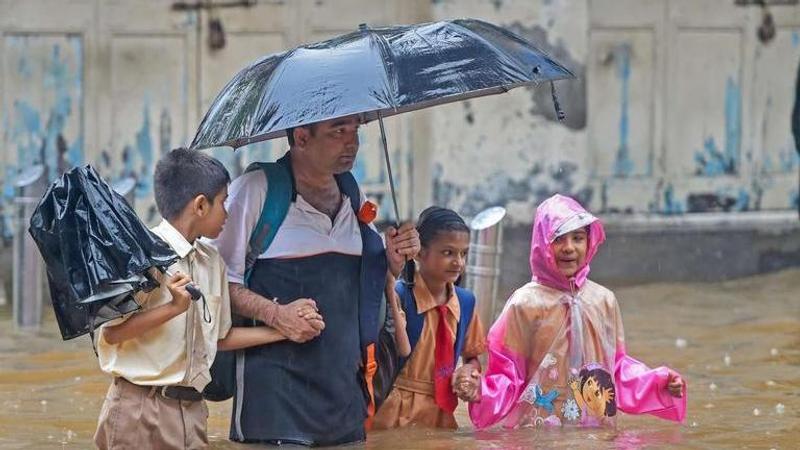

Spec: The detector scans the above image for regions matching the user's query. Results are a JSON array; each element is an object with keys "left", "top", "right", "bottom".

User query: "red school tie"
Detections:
[{"left": 434, "top": 304, "right": 458, "bottom": 413}]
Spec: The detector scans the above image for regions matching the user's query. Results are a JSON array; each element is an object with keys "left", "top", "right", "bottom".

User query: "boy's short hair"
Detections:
[{"left": 154, "top": 148, "right": 230, "bottom": 220}]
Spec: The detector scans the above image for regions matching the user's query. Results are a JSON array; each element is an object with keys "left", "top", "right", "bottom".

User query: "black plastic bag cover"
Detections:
[
  {"left": 191, "top": 18, "right": 574, "bottom": 150},
  {"left": 28, "top": 165, "right": 178, "bottom": 340}
]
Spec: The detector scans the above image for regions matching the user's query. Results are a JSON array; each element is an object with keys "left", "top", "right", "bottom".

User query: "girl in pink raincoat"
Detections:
[{"left": 453, "top": 194, "right": 687, "bottom": 430}]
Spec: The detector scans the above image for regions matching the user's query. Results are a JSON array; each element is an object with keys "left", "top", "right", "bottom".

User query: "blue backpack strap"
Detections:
[
  {"left": 396, "top": 280, "right": 424, "bottom": 355},
  {"left": 454, "top": 286, "right": 476, "bottom": 364},
  {"left": 335, "top": 171, "right": 388, "bottom": 419},
  {"left": 243, "top": 162, "right": 292, "bottom": 287},
  {"left": 204, "top": 160, "right": 292, "bottom": 403},
  {"left": 335, "top": 171, "right": 387, "bottom": 351}
]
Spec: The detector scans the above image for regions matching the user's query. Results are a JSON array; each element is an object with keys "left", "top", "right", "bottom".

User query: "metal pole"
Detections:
[
  {"left": 13, "top": 165, "right": 47, "bottom": 330},
  {"left": 465, "top": 207, "right": 507, "bottom": 328}
]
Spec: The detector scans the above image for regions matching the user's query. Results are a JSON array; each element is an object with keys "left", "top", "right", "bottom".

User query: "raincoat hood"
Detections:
[{"left": 529, "top": 194, "right": 605, "bottom": 291}]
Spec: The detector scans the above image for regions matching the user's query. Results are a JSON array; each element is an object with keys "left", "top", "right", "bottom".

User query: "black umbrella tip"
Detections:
[{"left": 358, "top": 23, "right": 369, "bottom": 32}]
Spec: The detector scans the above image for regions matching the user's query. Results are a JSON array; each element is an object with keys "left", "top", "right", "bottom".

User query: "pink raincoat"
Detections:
[{"left": 469, "top": 194, "right": 687, "bottom": 429}]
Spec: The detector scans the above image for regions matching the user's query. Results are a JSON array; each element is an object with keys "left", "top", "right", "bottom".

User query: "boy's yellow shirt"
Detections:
[{"left": 96, "top": 219, "right": 232, "bottom": 391}]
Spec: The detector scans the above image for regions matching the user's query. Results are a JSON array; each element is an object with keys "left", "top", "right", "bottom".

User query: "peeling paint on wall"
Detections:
[
  {"left": 433, "top": 160, "right": 593, "bottom": 218},
  {"left": 506, "top": 22, "right": 586, "bottom": 130},
  {"left": 663, "top": 184, "right": 684, "bottom": 215},
  {"left": 613, "top": 43, "right": 633, "bottom": 177},
  {"left": 2, "top": 35, "right": 83, "bottom": 237},
  {"left": 694, "top": 77, "right": 741, "bottom": 176}
]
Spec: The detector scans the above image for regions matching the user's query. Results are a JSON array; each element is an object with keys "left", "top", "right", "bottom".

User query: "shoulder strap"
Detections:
[
  {"left": 243, "top": 162, "right": 292, "bottom": 287},
  {"left": 396, "top": 280, "right": 424, "bottom": 353},
  {"left": 334, "top": 171, "right": 361, "bottom": 214},
  {"left": 454, "top": 286, "right": 476, "bottom": 363}
]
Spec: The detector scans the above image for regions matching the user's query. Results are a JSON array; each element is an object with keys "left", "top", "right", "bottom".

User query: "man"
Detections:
[{"left": 213, "top": 114, "right": 420, "bottom": 445}]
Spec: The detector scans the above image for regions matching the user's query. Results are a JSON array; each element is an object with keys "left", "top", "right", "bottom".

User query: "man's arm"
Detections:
[{"left": 229, "top": 282, "right": 325, "bottom": 343}]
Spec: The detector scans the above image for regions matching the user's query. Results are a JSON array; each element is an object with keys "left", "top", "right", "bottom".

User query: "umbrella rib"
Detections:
[
  {"left": 452, "top": 19, "right": 575, "bottom": 82},
  {"left": 363, "top": 26, "right": 400, "bottom": 109}
]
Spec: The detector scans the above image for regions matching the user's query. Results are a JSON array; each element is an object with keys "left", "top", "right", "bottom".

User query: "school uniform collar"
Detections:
[
  {"left": 152, "top": 219, "right": 207, "bottom": 260},
  {"left": 412, "top": 273, "right": 461, "bottom": 318}
]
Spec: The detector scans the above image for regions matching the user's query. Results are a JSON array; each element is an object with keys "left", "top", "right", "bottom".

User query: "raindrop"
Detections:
[
  {"left": 40, "top": 400, "right": 47, "bottom": 406},
  {"left": 690, "top": 421, "right": 698, "bottom": 427},
  {"left": 675, "top": 338, "right": 687, "bottom": 349},
  {"left": 709, "top": 382, "right": 718, "bottom": 391},
  {"left": 723, "top": 353, "right": 731, "bottom": 367},
  {"left": 753, "top": 408, "right": 761, "bottom": 416},
  {"left": 775, "top": 403, "right": 785, "bottom": 415},
  {"left": 74, "top": 376, "right": 82, "bottom": 382},
  {"left": 704, "top": 403, "right": 715, "bottom": 409},
  {"left": 770, "top": 348, "right": 779, "bottom": 357},
  {"left": 766, "top": 380, "right": 776, "bottom": 387}
]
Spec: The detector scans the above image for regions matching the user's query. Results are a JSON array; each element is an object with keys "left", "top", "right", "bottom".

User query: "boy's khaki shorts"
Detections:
[{"left": 94, "top": 377, "right": 209, "bottom": 450}]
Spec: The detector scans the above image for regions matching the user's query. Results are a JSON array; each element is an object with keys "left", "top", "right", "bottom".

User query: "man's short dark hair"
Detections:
[
  {"left": 286, "top": 127, "right": 296, "bottom": 147},
  {"left": 154, "top": 148, "right": 230, "bottom": 220}
]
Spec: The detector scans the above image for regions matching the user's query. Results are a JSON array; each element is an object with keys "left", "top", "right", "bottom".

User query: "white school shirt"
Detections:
[
  {"left": 213, "top": 169, "right": 374, "bottom": 285},
  {"left": 96, "top": 220, "right": 232, "bottom": 391}
]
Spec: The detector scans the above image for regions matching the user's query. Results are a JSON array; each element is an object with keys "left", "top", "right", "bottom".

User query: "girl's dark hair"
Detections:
[
  {"left": 405, "top": 206, "right": 470, "bottom": 286},
  {"left": 579, "top": 367, "right": 617, "bottom": 417}
]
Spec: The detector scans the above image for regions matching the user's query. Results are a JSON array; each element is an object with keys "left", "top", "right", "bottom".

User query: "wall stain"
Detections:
[
  {"left": 434, "top": 160, "right": 593, "bottom": 219},
  {"left": 694, "top": 77, "right": 740, "bottom": 176},
  {"left": 159, "top": 108, "right": 172, "bottom": 159},
  {"left": 613, "top": 43, "right": 634, "bottom": 177},
  {"left": 134, "top": 103, "right": 153, "bottom": 198},
  {"left": 662, "top": 183, "right": 684, "bottom": 214},
  {"left": 506, "top": 22, "right": 586, "bottom": 130},
  {"left": 4, "top": 38, "right": 83, "bottom": 238}
]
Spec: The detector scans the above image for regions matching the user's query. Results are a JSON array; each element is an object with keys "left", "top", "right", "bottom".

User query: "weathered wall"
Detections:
[
  {"left": 425, "top": 0, "right": 800, "bottom": 221},
  {"left": 0, "top": 0, "right": 798, "bottom": 297}
]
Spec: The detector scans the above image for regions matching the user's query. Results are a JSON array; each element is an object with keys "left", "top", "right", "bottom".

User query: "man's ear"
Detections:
[
  {"left": 294, "top": 127, "right": 310, "bottom": 148},
  {"left": 192, "top": 194, "right": 209, "bottom": 217}
]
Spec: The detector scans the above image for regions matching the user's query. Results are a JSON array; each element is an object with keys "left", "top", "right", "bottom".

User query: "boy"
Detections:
[{"left": 93, "top": 148, "right": 321, "bottom": 449}]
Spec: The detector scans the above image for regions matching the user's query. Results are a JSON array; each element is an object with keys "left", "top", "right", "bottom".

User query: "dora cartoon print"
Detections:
[{"left": 569, "top": 364, "right": 617, "bottom": 420}]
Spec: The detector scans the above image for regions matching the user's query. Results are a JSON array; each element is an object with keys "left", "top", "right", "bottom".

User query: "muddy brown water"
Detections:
[{"left": 0, "top": 269, "right": 797, "bottom": 449}]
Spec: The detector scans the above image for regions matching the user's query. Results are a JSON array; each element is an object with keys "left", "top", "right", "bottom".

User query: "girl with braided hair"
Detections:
[{"left": 372, "top": 207, "right": 487, "bottom": 429}]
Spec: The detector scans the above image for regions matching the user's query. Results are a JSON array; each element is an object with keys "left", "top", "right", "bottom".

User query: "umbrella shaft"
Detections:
[{"left": 378, "top": 112, "right": 401, "bottom": 226}]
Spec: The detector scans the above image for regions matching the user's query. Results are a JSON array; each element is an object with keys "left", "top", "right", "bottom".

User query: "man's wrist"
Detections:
[{"left": 261, "top": 298, "right": 280, "bottom": 327}]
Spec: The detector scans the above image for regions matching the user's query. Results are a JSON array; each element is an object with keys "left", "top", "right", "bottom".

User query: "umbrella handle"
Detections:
[{"left": 165, "top": 269, "right": 202, "bottom": 301}]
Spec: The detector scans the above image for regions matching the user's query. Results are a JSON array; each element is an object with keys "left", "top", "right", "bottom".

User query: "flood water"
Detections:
[{"left": 0, "top": 269, "right": 798, "bottom": 449}]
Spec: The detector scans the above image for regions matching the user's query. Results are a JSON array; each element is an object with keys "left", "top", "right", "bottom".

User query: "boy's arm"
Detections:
[
  {"left": 103, "top": 272, "right": 193, "bottom": 345},
  {"left": 385, "top": 274, "right": 411, "bottom": 357},
  {"left": 217, "top": 326, "right": 286, "bottom": 351}
]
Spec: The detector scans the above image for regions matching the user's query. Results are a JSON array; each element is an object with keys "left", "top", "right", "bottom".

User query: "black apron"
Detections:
[{"left": 231, "top": 254, "right": 366, "bottom": 446}]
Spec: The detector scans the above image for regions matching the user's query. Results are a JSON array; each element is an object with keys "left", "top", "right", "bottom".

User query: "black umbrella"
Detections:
[
  {"left": 29, "top": 165, "right": 186, "bottom": 340},
  {"left": 190, "top": 18, "right": 574, "bottom": 223}
]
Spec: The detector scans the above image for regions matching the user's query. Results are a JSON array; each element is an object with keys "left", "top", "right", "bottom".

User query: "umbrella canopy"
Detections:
[
  {"left": 190, "top": 18, "right": 574, "bottom": 150},
  {"left": 29, "top": 165, "right": 179, "bottom": 340}
]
